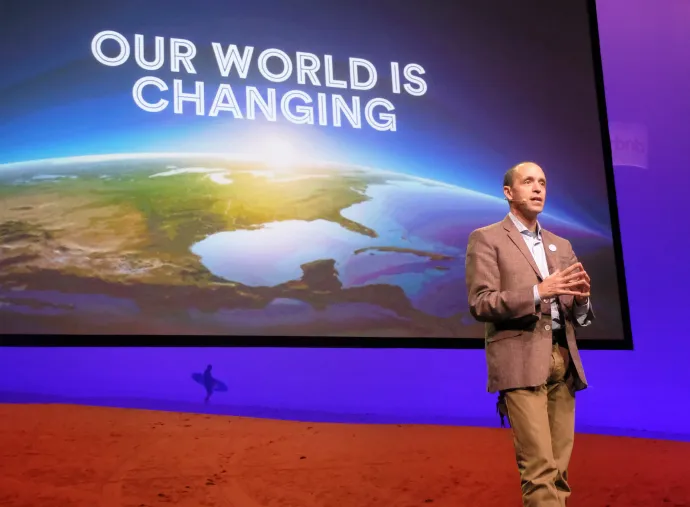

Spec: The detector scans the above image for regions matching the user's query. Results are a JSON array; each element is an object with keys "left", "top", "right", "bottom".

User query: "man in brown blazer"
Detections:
[{"left": 465, "top": 161, "right": 594, "bottom": 507}]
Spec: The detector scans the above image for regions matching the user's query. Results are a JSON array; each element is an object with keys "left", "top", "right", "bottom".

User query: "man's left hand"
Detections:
[{"left": 573, "top": 266, "right": 591, "bottom": 305}]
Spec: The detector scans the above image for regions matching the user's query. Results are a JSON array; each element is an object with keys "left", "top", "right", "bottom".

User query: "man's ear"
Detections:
[{"left": 503, "top": 186, "right": 512, "bottom": 201}]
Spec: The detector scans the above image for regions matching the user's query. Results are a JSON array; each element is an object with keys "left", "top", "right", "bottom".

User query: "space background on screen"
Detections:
[{"left": 0, "top": 0, "right": 625, "bottom": 341}]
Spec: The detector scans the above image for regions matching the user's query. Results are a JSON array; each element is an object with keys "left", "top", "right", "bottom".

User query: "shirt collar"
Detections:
[{"left": 508, "top": 212, "right": 542, "bottom": 239}]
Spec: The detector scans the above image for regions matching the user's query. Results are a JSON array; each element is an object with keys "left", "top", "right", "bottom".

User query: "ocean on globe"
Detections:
[{"left": 0, "top": 153, "right": 610, "bottom": 337}]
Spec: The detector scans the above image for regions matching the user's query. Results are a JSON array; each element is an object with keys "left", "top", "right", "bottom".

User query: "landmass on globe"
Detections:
[{"left": 0, "top": 153, "right": 622, "bottom": 339}]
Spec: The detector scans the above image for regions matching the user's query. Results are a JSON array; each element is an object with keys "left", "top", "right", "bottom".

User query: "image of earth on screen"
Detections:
[{"left": 0, "top": 0, "right": 626, "bottom": 342}]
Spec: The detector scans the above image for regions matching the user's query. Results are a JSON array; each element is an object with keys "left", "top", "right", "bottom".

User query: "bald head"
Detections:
[{"left": 503, "top": 162, "right": 541, "bottom": 189}]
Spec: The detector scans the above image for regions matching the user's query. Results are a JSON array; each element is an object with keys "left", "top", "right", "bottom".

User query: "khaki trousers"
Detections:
[{"left": 500, "top": 343, "right": 576, "bottom": 507}]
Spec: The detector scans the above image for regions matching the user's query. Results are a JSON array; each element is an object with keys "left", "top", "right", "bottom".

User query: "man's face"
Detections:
[{"left": 504, "top": 163, "right": 547, "bottom": 217}]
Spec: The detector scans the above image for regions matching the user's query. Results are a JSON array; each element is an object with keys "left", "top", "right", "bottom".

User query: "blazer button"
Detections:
[{"left": 545, "top": 324, "right": 551, "bottom": 331}]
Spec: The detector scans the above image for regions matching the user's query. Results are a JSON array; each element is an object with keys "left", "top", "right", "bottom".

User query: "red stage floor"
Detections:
[{"left": 0, "top": 404, "right": 688, "bottom": 506}]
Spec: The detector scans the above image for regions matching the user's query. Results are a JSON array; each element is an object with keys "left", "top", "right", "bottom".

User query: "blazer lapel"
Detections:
[
  {"left": 503, "top": 217, "right": 542, "bottom": 280},
  {"left": 542, "top": 230, "right": 559, "bottom": 275}
]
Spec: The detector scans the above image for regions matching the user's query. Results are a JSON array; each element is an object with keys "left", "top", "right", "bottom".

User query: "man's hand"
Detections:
[
  {"left": 572, "top": 264, "right": 591, "bottom": 305},
  {"left": 537, "top": 262, "right": 590, "bottom": 300}
]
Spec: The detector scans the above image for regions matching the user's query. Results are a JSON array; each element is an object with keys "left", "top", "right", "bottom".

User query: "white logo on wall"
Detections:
[{"left": 609, "top": 121, "right": 648, "bottom": 169}]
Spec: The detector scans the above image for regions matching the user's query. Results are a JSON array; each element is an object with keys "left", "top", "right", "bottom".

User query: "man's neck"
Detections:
[{"left": 510, "top": 209, "right": 539, "bottom": 232}]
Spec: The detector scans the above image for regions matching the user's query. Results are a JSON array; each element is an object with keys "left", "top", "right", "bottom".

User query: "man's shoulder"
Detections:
[
  {"left": 469, "top": 220, "right": 506, "bottom": 240},
  {"left": 466, "top": 220, "right": 507, "bottom": 251}
]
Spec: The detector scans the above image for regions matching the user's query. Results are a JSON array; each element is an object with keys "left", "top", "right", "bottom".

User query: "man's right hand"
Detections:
[{"left": 537, "top": 262, "right": 590, "bottom": 299}]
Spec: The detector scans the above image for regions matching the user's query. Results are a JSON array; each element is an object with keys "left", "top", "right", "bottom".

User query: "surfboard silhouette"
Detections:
[{"left": 191, "top": 373, "right": 228, "bottom": 392}]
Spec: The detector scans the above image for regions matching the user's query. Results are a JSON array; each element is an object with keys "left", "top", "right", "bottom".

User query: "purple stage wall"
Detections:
[{"left": 1, "top": 0, "right": 689, "bottom": 437}]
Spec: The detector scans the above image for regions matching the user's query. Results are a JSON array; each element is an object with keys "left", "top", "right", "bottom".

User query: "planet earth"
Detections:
[{"left": 0, "top": 153, "right": 621, "bottom": 339}]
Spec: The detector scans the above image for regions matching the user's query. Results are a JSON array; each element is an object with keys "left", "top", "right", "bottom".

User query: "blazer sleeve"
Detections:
[{"left": 465, "top": 229, "right": 537, "bottom": 322}]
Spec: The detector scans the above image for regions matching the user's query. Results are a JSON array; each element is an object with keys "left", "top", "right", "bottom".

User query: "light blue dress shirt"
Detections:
[{"left": 508, "top": 213, "right": 591, "bottom": 330}]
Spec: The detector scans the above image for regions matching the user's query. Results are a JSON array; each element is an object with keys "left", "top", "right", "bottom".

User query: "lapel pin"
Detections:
[{"left": 549, "top": 244, "right": 557, "bottom": 252}]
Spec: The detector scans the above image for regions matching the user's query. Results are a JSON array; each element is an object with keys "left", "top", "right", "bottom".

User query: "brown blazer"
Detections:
[{"left": 465, "top": 215, "right": 593, "bottom": 393}]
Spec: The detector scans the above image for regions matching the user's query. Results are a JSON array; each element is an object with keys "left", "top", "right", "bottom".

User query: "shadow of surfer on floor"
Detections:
[{"left": 191, "top": 364, "right": 228, "bottom": 403}]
